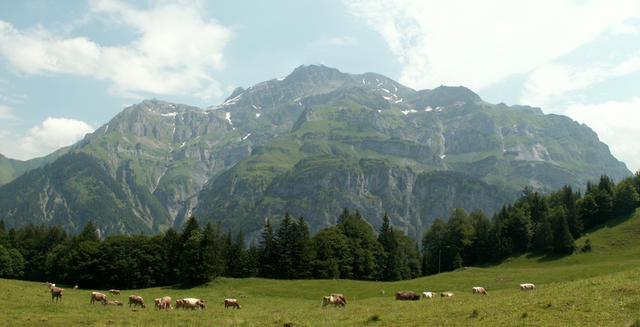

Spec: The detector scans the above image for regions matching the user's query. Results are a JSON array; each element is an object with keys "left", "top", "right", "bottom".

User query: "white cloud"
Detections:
[
  {"left": 566, "top": 98, "right": 640, "bottom": 173},
  {"left": 0, "top": 104, "right": 16, "bottom": 120},
  {"left": 521, "top": 53, "right": 640, "bottom": 110},
  {"left": 344, "top": 0, "right": 640, "bottom": 91},
  {"left": 0, "top": 0, "right": 231, "bottom": 101},
  {"left": 0, "top": 118, "right": 94, "bottom": 160}
]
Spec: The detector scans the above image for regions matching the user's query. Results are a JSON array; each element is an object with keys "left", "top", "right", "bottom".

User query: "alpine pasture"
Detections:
[{"left": 2, "top": 209, "right": 640, "bottom": 326}]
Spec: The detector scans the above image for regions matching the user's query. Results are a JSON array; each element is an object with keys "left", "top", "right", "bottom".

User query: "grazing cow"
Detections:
[
  {"left": 472, "top": 287, "right": 487, "bottom": 295},
  {"left": 109, "top": 289, "right": 121, "bottom": 295},
  {"left": 160, "top": 296, "right": 172, "bottom": 310},
  {"left": 50, "top": 287, "right": 63, "bottom": 303},
  {"left": 175, "top": 299, "right": 184, "bottom": 309},
  {"left": 322, "top": 295, "right": 346, "bottom": 307},
  {"left": 128, "top": 295, "right": 146, "bottom": 308},
  {"left": 520, "top": 283, "right": 536, "bottom": 291},
  {"left": 182, "top": 298, "right": 206, "bottom": 310},
  {"left": 154, "top": 298, "right": 162, "bottom": 309},
  {"left": 440, "top": 292, "right": 454, "bottom": 297},
  {"left": 224, "top": 298, "right": 241, "bottom": 309},
  {"left": 91, "top": 292, "right": 107, "bottom": 304},
  {"left": 395, "top": 291, "right": 420, "bottom": 301},
  {"left": 421, "top": 292, "right": 434, "bottom": 299},
  {"left": 73, "top": 285, "right": 78, "bottom": 290}
]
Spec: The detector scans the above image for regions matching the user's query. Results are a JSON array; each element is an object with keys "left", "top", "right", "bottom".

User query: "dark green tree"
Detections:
[
  {"left": 258, "top": 219, "right": 277, "bottom": 278},
  {"left": 551, "top": 207, "right": 575, "bottom": 254},
  {"left": 310, "top": 227, "right": 350, "bottom": 279},
  {"left": 378, "top": 212, "right": 400, "bottom": 281},
  {"left": 614, "top": 178, "right": 639, "bottom": 216}
]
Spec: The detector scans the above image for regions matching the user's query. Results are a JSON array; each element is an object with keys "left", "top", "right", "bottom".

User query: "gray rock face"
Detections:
[{"left": 0, "top": 65, "right": 631, "bottom": 239}]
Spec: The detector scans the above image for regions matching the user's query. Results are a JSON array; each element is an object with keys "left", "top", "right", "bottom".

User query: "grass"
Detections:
[{"left": 2, "top": 209, "right": 640, "bottom": 326}]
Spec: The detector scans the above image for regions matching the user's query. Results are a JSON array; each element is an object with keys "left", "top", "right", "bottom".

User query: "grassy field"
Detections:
[{"left": 2, "top": 209, "right": 640, "bottom": 326}]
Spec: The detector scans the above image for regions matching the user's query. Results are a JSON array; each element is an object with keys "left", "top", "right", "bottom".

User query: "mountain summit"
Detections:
[{"left": 0, "top": 65, "right": 630, "bottom": 239}]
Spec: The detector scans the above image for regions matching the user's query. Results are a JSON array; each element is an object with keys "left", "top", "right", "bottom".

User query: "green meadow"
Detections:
[{"left": 2, "top": 209, "right": 640, "bottom": 326}]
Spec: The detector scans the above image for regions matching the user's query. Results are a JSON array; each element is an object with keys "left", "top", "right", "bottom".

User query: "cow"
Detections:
[
  {"left": 129, "top": 295, "right": 146, "bottom": 308},
  {"left": 472, "top": 287, "right": 487, "bottom": 295},
  {"left": 395, "top": 291, "right": 420, "bottom": 301},
  {"left": 224, "top": 298, "right": 241, "bottom": 309},
  {"left": 322, "top": 294, "right": 346, "bottom": 307},
  {"left": 103, "top": 300, "right": 120, "bottom": 306},
  {"left": 109, "top": 289, "right": 121, "bottom": 295},
  {"left": 73, "top": 285, "right": 78, "bottom": 290},
  {"left": 160, "top": 296, "right": 172, "bottom": 310},
  {"left": 91, "top": 292, "right": 107, "bottom": 304},
  {"left": 440, "top": 292, "right": 454, "bottom": 297},
  {"left": 154, "top": 298, "right": 162, "bottom": 309},
  {"left": 520, "top": 283, "right": 536, "bottom": 291},
  {"left": 182, "top": 298, "right": 206, "bottom": 310},
  {"left": 114, "top": 301, "right": 123, "bottom": 306},
  {"left": 50, "top": 286, "right": 63, "bottom": 303},
  {"left": 421, "top": 292, "right": 434, "bottom": 299},
  {"left": 175, "top": 299, "right": 184, "bottom": 309}
]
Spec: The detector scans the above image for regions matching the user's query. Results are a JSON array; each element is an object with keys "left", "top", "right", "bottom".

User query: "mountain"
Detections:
[
  {"left": 0, "top": 147, "right": 70, "bottom": 186},
  {"left": 0, "top": 65, "right": 631, "bottom": 238}
]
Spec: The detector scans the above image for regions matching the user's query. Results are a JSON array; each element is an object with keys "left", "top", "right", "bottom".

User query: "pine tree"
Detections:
[
  {"left": 79, "top": 220, "right": 100, "bottom": 242},
  {"left": 614, "top": 178, "right": 639, "bottom": 216},
  {"left": 200, "top": 222, "right": 222, "bottom": 280},
  {"left": 551, "top": 207, "right": 575, "bottom": 254},
  {"left": 258, "top": 219, "right": 277, "bottom": 278},
  {"left": 378, "top": 213, "right": 400, "bottom": 281}
]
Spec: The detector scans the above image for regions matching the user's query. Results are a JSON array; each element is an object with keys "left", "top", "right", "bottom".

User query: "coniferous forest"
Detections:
[{"left": 0, "top": 173, "right": 638, "bottom": 289}]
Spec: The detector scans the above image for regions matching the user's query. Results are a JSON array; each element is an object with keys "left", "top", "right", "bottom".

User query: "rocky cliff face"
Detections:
[{"left": 0, "top": 65, "right": 631, "bottom": 238}]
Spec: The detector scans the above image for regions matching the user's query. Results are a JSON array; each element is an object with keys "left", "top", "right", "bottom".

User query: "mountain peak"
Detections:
[{"left": 286, "top": 64, "right": 348, "bottom": 84}]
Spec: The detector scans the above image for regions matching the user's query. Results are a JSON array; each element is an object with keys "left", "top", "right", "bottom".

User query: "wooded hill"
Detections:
[{"left": 1, "top": 173, "right": 637, "bottom": 289}]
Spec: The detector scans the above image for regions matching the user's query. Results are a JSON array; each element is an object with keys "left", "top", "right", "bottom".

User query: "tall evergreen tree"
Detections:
[
  {"left": 258, "top": 219, "right": 277, "bottom": 278},
  {"left": 614, "top": 178, "right": 639, "bottom": 216},
  {"left": 551, "top": 207, "right": 575, "bottom": 254},
  {"left": 200, "top": 222, "right": 223, "bottom": 280},
  {"left": 378, "top": 213, "right": 400, "bottom": 281}
]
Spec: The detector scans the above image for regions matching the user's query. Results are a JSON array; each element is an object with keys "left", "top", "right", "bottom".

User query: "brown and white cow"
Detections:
[
  {"left": 395, "top": 291, "right": 420, "bottom": 301},
  {"left": 103, "top": 300, "right": 121, "bottom": 306},
  {"left": 91, "top": 292, "right": 107, "bottom": 304},
  {"left": 224, "top": 298, "right": 241, "bottom": 309},
  {"left": 440, "top": 292, "right": 454, "bottom": 297},
  {"left": 160, "top": 296, "right": 172, "bottom": 310},
  {"left": 421, "top": 291, "right": 434, "bottom": 299},
  {"left": 322, "top": 294, "right": 346, "bottom": 307},
  {"left": 128, "top": 295, "right": 146, "bottom": 308},
  {"left": 175, "top": 299, "right": 184, "bottom": 309},
  {"left": 50, "top": 286, "right": 64, "bottom": 303},
  {"left": 472, "top": 287, "right": 487, "bottom": 295},
  {"left": 73, "top": 285, "right": 78, "bottom": 290},
  {"left": 182, "top": 298, "right": 206, "bottom": 310},
  {"left": 520, "top": 283, "right": 536, "bottom": 291},
  {"left": 109, "top": 289, "right": 121, "bottom": 295}
]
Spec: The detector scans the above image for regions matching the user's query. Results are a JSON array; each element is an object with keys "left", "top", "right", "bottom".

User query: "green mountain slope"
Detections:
[
  {"left": 0, "top": 147, "right": 70, "bottom": 186},
  {"left": 0, "top": 65, "right": 631, "bottom": 237}
]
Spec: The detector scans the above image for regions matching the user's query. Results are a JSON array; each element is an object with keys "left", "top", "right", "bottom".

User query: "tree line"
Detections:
[
  {"left": 0, "top": 173, "right": 638, "bottom": 287},
  {"left": 421, "top": 173, "right": 640, "bottom": 274}
]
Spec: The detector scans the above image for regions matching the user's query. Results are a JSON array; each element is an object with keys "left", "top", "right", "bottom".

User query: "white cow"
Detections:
[
  {"left": 472, "top": 287, "right": 487, "bottom": 295},
  {"left": 520, "top": 283, "right": 536, "bottom": 290},
  {"left": 421, "top": 292, "right": 434, "bottom": 299}
]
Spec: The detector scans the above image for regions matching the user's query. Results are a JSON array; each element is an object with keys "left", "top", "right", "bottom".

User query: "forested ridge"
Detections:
[{"left": 0, "top": 173, "right": 638, "bottom": 289}]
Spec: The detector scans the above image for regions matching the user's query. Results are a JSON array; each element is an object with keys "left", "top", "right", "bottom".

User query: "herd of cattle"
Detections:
[
  {"left": 43, "top": 281, "right": 537, "bottom": 309},
  {"left": 43, "top": 282, "right": 231, "bottom": 310}
]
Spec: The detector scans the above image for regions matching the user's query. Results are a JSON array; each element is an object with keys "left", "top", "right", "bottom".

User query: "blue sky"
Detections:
[{"left": 0, "top": 0, "right": 639, "bottom": 173}]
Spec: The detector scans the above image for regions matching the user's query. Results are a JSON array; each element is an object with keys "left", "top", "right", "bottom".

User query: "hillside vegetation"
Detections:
[{"left": 1, "top": 208, "right": 640, "bottom": 326}]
